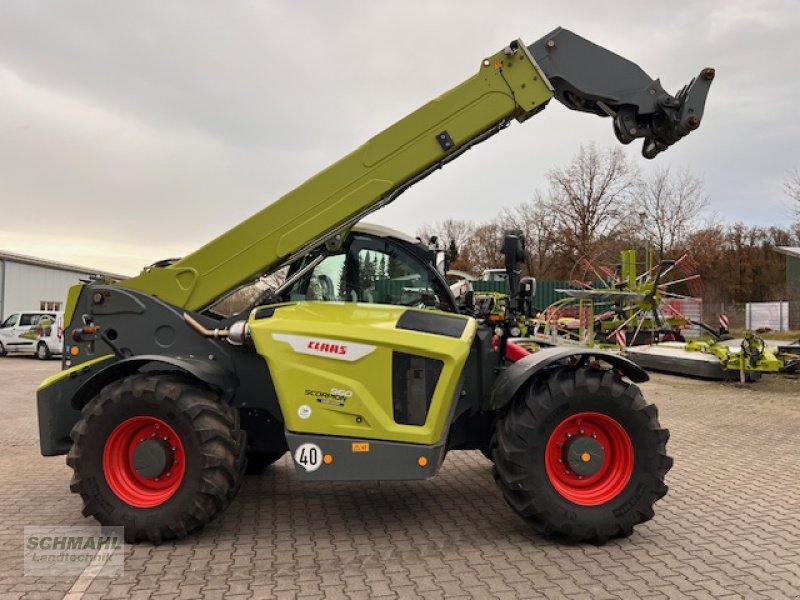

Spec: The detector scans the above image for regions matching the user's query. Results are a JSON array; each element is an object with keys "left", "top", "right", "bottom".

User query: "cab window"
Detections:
[
  {"left": 286, "top": 235, "right": 453, "bottom": 311},
  {"left": 19, "top": 314, "right": 35, "bottom": 327}
]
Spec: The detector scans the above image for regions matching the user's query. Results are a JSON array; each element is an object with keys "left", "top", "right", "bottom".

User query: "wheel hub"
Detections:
[
  {"left": 132, "top": 439, "right": 174, "bottom": 479},
  {"left": 564, "top": 436, "right": 605, "bottom": 476},
  {"left": 102, "top": 416, "right": 186, "bottom": 508},
  {"left": 544, "top": 411, "right": 634, "bottom": 506}
]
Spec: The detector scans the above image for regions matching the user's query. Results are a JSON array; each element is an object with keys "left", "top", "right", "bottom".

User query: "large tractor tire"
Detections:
[
  {"left": 492, "top": 367, "right": 672, "bottom": 544},
  {"left": 67, "top": 373, "right": 246, "bottom": 544}
]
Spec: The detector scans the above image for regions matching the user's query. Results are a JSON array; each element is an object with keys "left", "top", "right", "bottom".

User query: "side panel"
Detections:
[
  {"left": 249, "top": 303, "right": 476, "bottom": 446},
  {"left": 285, "top": 433, "right": 444, "bottom": 481}
]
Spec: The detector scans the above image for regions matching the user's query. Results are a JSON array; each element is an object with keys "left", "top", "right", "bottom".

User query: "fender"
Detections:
[
  {"left": 486, "top": 346, "right": 648, "bottom": 411},
  {"left": 68, "top": 355, "right": 238, "bottom": 410},
  {"left": 37, "top": 355, "right": 238, "bottom": 456}
]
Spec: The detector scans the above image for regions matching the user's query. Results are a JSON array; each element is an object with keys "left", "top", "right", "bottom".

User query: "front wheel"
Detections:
[
  {"left": 36, "top": 342, "right": 51, "bottom": 360},
  {"left": 67, "top": 373, "right": 246, "bottom": 544},
  {"left": 493, "top": 367, "right": 672, "bottom": 544}
]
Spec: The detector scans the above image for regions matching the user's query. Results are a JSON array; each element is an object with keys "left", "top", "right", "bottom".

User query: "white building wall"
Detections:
[{"left": 1, "top": 260, "right": 94, "bottom": 318}]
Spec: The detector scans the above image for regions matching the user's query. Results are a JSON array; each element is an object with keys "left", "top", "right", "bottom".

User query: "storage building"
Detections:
[{"left": 0, "top": 250, "right": 126, "bottom": 320}]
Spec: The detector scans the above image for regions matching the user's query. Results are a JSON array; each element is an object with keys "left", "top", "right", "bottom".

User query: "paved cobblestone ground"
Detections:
[{"left": 0, "top": 356, "right": 798, "bottom": 599}]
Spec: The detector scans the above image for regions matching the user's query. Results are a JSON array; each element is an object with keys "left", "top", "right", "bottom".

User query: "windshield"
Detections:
[
  {"left": 284, "top": 234, "right": 454, "bottom": 311},
  {"left": 1, "top": 314, "right": 18, "bottom": 328}
]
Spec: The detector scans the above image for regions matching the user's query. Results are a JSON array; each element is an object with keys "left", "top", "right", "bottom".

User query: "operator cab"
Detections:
[{"left": 281, "top": 223, "right": 457, "bottom": 313}]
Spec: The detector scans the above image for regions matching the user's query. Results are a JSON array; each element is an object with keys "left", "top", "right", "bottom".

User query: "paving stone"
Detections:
[{"left": 2, "top": 362, "right": 799, "bottom": 599}]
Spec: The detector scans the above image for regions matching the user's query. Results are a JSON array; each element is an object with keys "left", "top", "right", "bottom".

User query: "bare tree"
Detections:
[
  {"left": 784, "top": 169, "right": 800, "bottom": 220},
  {"left": 459, "top": 221, "right": 504, "bottom": 275},
  {"left": 416, "top": 218, "right": 475, "bottom": 269},
  {"left": 543, "top": 144, "right": 639, "bottom": 259},
  {"left": 633, "top": 166, "right": 709, "bottom": 255}
]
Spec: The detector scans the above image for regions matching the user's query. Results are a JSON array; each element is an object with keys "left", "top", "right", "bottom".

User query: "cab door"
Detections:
[
  {"left": 14, "top": 313, "right": 41, "bottom": 349},
  {"left": 0, "top": 313, "right": 22, "bottom": 350}
]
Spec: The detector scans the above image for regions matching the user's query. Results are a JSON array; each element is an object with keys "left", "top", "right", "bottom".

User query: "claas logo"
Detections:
[{"left": 306, "top": 340, "right": 347, "bottom": 355}]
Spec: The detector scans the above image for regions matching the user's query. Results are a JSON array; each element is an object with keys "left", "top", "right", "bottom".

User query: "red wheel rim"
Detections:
[
  {"left": 544, "top": 411, "right": 634, "bottom": 506},
  {"left": 102, "top": 416, "right": 186, "bottom": 508}
]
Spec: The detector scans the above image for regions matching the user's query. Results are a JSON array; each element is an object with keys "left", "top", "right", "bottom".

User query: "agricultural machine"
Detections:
[
  {"left": 504, "top": 249, "right": 797, "bottom": 380},
  {"left": 37, "top": 29, "right": 713, "bottom": 544}
]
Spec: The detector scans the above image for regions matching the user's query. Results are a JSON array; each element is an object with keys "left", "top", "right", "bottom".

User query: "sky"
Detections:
[{"left": 1, "top": 0, "right": 799, "bottom": 276}]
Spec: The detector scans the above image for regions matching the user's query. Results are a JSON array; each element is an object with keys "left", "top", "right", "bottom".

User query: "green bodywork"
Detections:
[
  {"left": 63, "top": 284, "right": 83, "bottom": 332},
  {"left": 38, "top": 354, "right": 116, "bottom": 391},
  {"left": 685, "top": 333, "right": 783, "bottom": 374},
  {"left": 248, "top": 303, "right": 476, "bottom": 445},
  {"left": 118, "top": 44, "right": 553, "bottom": 311}
]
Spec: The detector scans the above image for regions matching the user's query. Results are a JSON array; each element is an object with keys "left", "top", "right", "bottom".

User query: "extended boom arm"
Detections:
[{"left": 120, "top": 28, "right": 713, "bottom": 311}]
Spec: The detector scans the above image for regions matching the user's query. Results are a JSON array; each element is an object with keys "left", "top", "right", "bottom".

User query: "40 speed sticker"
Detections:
[{"left": 294, "top": 443, "right": 323, "bottom": 472}]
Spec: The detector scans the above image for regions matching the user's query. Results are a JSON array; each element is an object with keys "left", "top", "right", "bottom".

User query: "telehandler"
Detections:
[{"left": 37, "top": 28, "right": 713, "bottom": 544}]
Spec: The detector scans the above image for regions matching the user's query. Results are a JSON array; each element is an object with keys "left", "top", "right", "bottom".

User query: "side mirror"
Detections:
[
  {"left": 464, "top": 290, "right": 475, "bottom": 311},
  {"left": 501, "top": 229, "right": 526, "bottom": 311},
  {"left": 427, "top": 235, "right": 448, "bottom": 275},
  {"left": 518, "top": 277, "right": 536, "bottom": 316}
]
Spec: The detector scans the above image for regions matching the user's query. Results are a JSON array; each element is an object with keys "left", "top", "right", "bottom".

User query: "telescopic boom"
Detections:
[{"left": 120, "top": 28, "right": 713, "bottom": 311}]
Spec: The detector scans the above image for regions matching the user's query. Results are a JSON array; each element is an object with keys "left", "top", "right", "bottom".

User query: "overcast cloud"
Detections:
[{"left": 1, "top": 0, "right": 799, "bottom": 275}]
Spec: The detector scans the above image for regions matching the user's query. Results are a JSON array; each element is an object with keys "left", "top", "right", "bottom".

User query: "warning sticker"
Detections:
[{"left": 351, "top": 442, "right": 370, "bottom": 453}]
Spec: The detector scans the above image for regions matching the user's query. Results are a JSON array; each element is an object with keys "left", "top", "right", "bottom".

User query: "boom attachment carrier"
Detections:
[{"left": 115, "top": 28, "right": 712, "bottom": 314}]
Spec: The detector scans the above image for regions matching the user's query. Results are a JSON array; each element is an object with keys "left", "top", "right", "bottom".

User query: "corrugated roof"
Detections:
[
  {"left": 0, "top": 249, "right": 127, "bottom": 279},
  {"left": 774, "top": 246, "right": 800, "bottom": 259}
]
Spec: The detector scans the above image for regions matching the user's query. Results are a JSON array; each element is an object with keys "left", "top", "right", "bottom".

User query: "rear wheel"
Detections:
[
  {"left": 67, "top": 373, "right": 246, "bottom": 544},
  {"left": 36, "top": 342, "right": 51, "bottom": 360},
  {"left": 493, "top": 367, "right": 671, "bottom": 544},
  {"left": 0, "top": 342, "right": 6, "bottom": 357}
]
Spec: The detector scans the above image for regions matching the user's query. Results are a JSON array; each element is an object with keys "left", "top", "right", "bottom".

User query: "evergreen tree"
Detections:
[{"left": 359, "top": 252, "right": 376, "bottom": 290}]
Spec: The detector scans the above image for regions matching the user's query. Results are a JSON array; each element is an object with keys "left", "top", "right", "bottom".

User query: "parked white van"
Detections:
[{"left": 0, "top": 311, "right": 64, "bottom": 359}]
